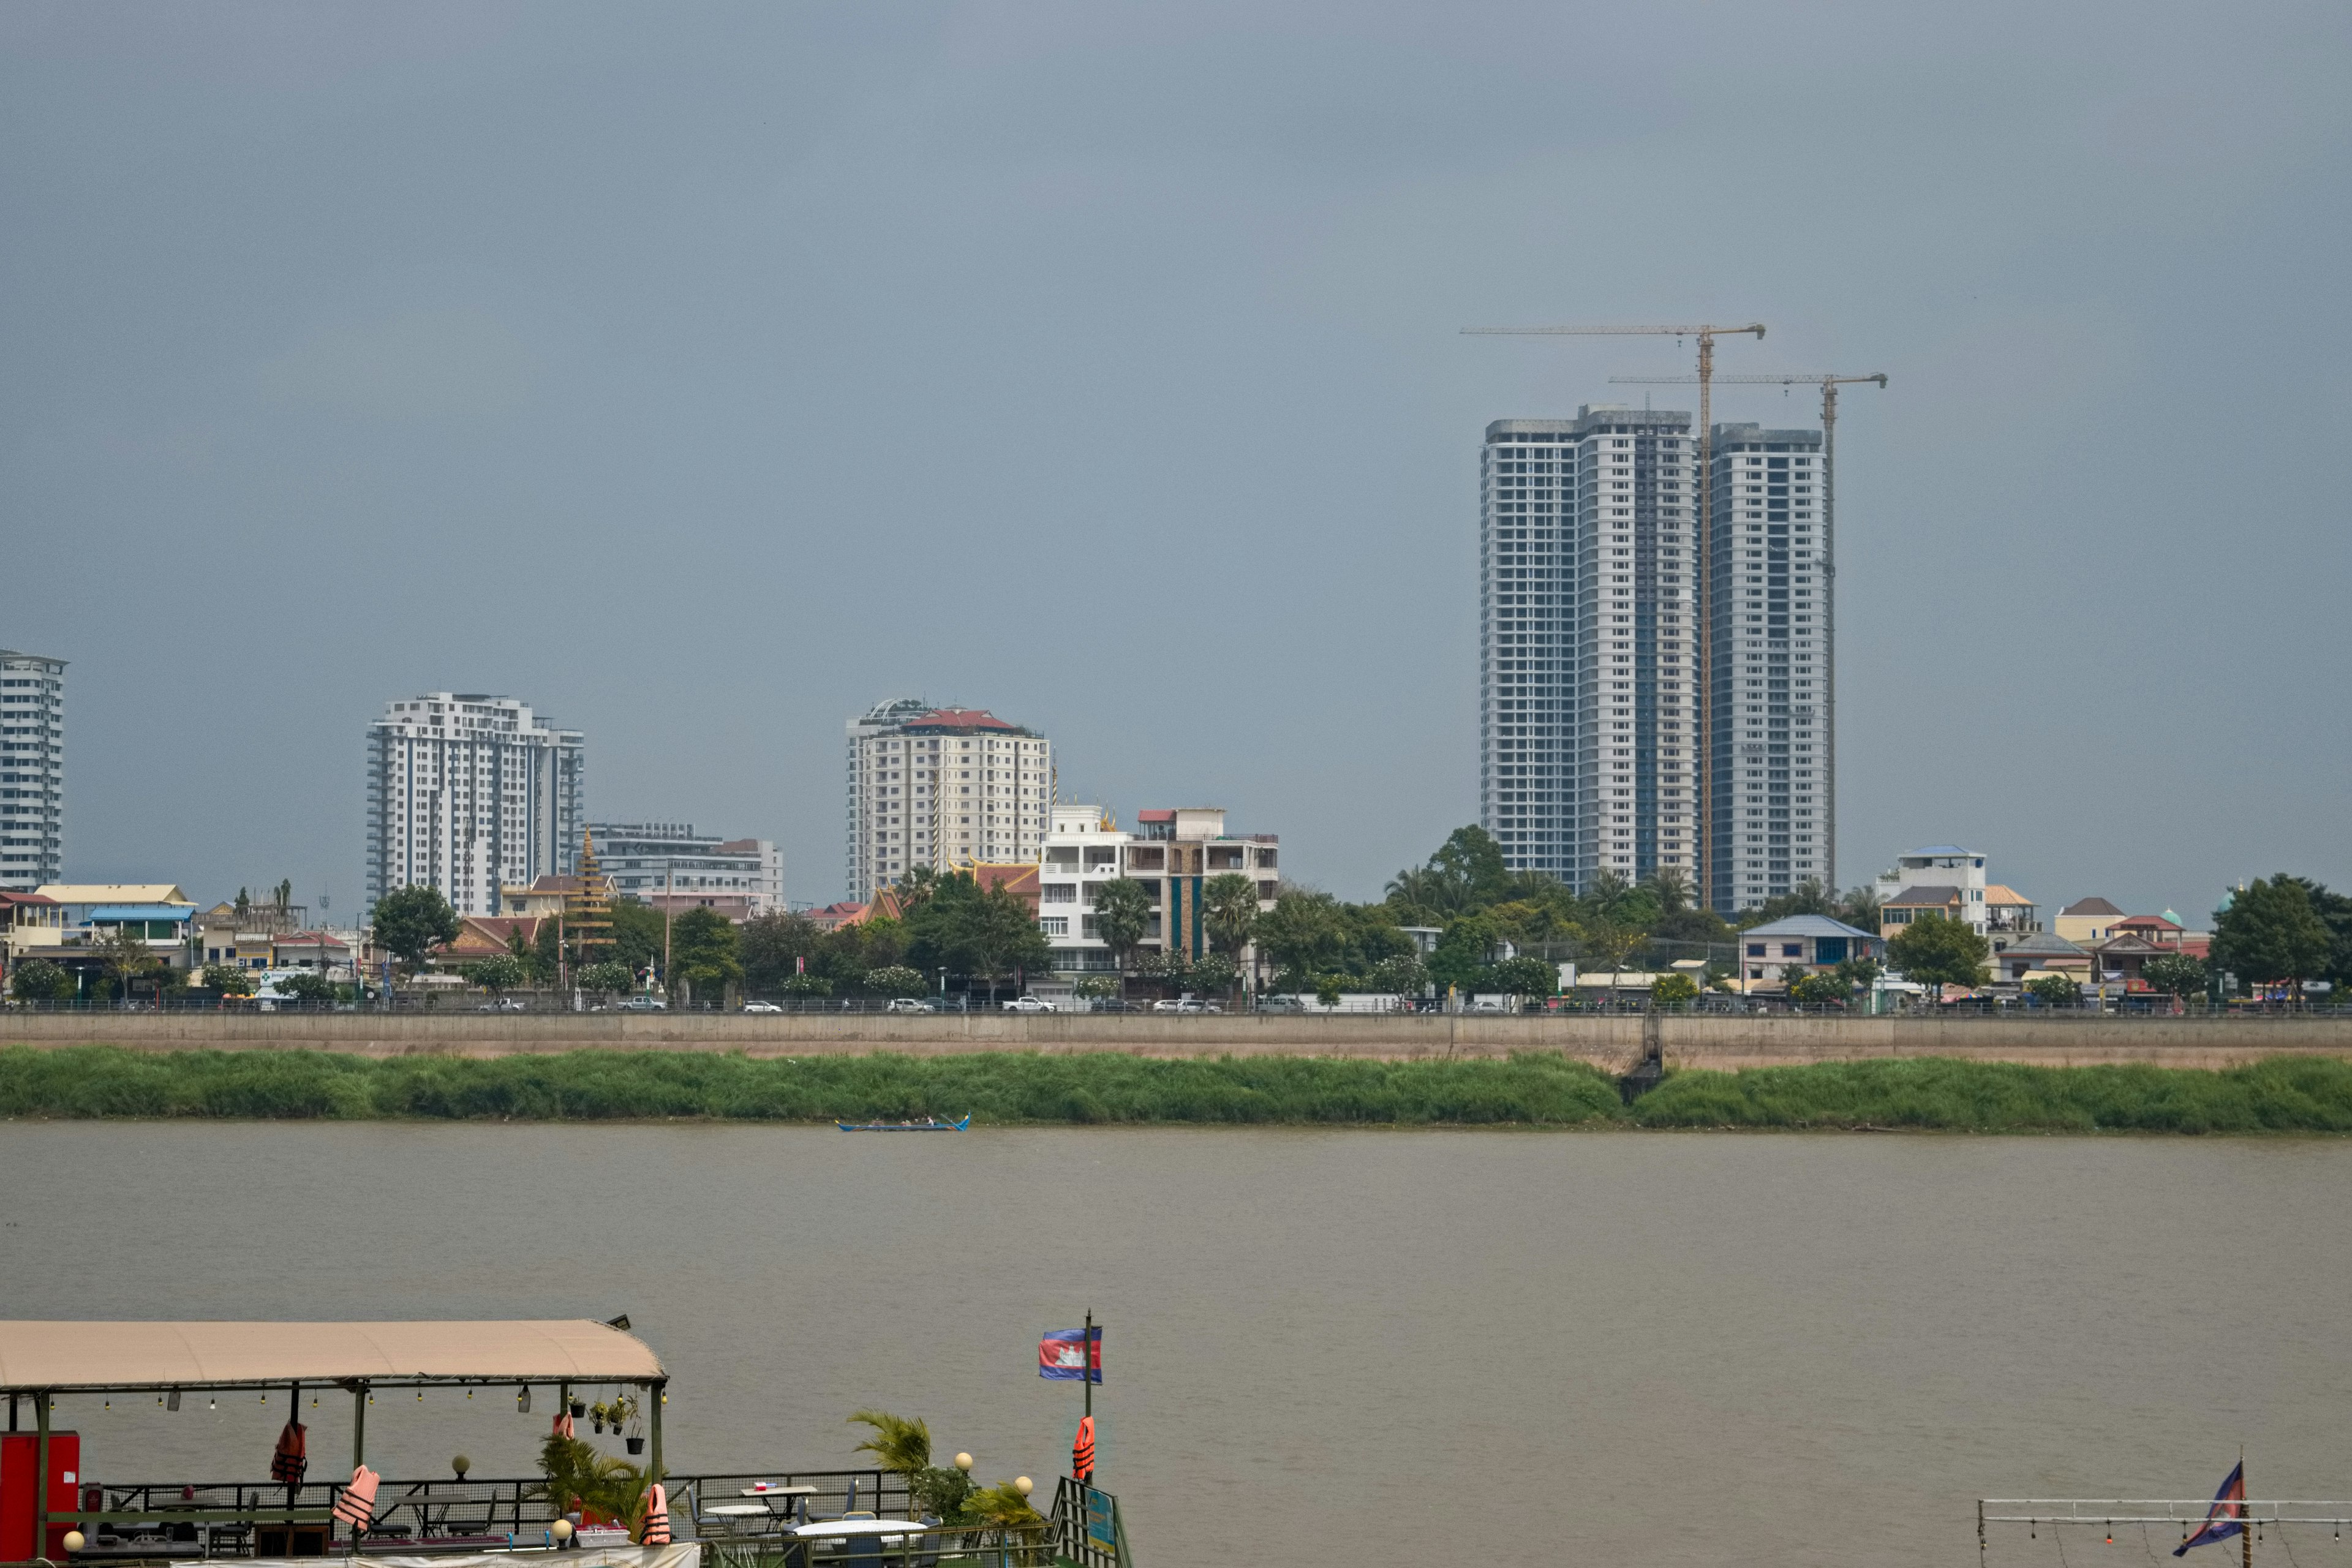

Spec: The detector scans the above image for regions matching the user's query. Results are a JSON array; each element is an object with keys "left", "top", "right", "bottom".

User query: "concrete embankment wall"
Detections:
[{"left": 6, "top": 1011, "right": 2351, "bottom": 1071}]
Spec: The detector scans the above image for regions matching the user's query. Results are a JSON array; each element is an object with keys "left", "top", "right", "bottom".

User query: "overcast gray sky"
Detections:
[{"left": 4, "top": 1, "right": 2346, "bottom": 922}]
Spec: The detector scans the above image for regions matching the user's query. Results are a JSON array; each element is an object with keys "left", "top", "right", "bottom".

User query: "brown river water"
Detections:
[{"left": 1, "top": 1124, "right": 2346, "bottom": 1567}]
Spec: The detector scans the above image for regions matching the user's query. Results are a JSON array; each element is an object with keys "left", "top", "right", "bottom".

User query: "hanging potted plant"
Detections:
[
  {"left": 589, "top": 1400, "right": 608, "bottom": 1436},
  {"left": 612, "top": 1393, "right": 643, "bottom": 1454},
  {"left": 569, "top": 1395, "right": 587, "bottom": 1420}
]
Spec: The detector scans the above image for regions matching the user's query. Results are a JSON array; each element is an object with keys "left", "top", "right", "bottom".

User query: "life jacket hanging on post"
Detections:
[
  {"left": 332, "top": 1466, "right": 381, "bottom": 1534},
  {"left": 638, "top": 1484, "right": 670, "bottom": 1545},
  {"left": 1071, "top": 1416, "right": 1095, "bottom": 1484},
  {"left": 271, "top": 1419, "right": 309, "bottom": 1484}
]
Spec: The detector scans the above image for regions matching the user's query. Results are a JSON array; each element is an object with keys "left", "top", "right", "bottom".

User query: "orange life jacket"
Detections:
[
  {"left": 271, "top": 1420, "right": 308, "bottom": 1483},
  {"left": 638, "top": 1484, "right": 671, "bottom": 1545},
  {"left": 1072, "top": 1415, "right": 1095, "bottom": 1482},
  {"left": 332, "top": 1466, "right": 380, "bottom": 1530}
]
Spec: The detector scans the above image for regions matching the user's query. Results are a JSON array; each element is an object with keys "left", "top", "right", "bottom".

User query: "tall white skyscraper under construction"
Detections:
[
  {"left": 364, "top": 692, "right": 584, "bottom": 916},
  {"left": 1707, "top": 422, "right": 1829, "bottom": 913},
  {"left": 1479, "top": 407, "right": 1698, "bottom": 889}
]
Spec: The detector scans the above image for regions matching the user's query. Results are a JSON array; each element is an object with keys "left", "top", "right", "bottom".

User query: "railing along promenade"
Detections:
[{"left": 7, "top": 1004, "right": 2351, "bottom": 1070}]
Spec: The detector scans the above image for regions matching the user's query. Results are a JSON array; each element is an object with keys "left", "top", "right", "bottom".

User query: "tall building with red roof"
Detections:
[{"left": 845, "top": 697, "right": 1052, "bottom": 900}]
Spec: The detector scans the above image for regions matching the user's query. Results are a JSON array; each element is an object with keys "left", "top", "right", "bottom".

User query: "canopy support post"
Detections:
[
  {"left": 352, "top": 1381, "right": 368, "bottom": 1474},
  {"left": 34, "top": 1389, "right": 50, "bottom": 1556},
  {"left": 647, "top": 1380, "right": 664, "bottom": 1482}
]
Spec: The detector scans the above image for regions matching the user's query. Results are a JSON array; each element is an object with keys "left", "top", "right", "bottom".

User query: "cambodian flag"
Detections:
[
  {"left": 2174, "top": 1463, "right": 2247, "bottom": 1555},
  {"left": 1038, "top": 1327, "right": 1102, "bottom": 1382}
]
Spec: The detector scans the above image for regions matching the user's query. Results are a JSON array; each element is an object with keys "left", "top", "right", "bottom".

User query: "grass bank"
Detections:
[{"left": 2, "top": 1047, "right": 2350, "bottom": 1132}]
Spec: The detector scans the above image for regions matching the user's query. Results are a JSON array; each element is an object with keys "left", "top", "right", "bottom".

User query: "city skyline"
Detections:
[{"left": 4, "top": 6, "right": 2344, "bottom": 923}]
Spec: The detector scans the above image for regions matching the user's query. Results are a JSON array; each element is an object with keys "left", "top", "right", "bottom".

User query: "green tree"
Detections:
[
  {"left": 1741, "top": 878, "right": 1836, "bottom": 925},
  {"left": 277, "top": 971, "right": 340, "bottom": 1005},
  {"left": 740, "top": 911, "right": 826, "bottom": 993},
  {"left": 2141, "top": 952, "right": 2207, "bottom": 1008},
  {"left": 372, "top": 885, "right": 461, "bottom": 974},
  {"left": 1651, "top": 971, "right": 1701, "bottom": 1009},
  {"left": 862, "top": 964, "right": 928, "bottom": 998},
  {"left": 9, "top": 957, "right": 77, "bottom": 1002},
  {"left": 200, "top": 963, "right": 255, "bottom": 997},
  {"left": 782, "top": 972, "right": 833, "bottom": 998},
  {"left": 1086, "top": 879, "right": 1155, "bottom": 979},
  {"left": 1071, "top": 974, "right": 1120, "bottom": 1001},
  {"left": 605, "top": 899, "right": 667, "bottom": 974},
  {"left": 2211, "top": 875, "right": 2334, "bottom": 1000},
  {"left": 1366, "top": 952, "right": 1427, "bottom": 998},
  {"left": 1313, "top": 973, "right": 1344, "bottom": 1007},
  {"left": 1887, "top": 912, "right": 1990, "bottom": 992},
  {"left": 1201, "top": 873, "right": 1261, "bottom": 992},
  {"left": 2025, "top": 973, "right": 2082, "bottom": 1008},
  {"left": 98, "top": 923, "right": 160, "bottom": 1003},
  {"left": 1834, "top": 955, "right": 1882, "bottom": 994},
  {"left": 465, "top": 954, "right": 527, "bottom": 995},
  {"left": 1186, "top": 952, "right": 1240, "bottom": 997},
  {"left": 668, "top": 908, "right": 742, "bottom": 1001},
  {"left": 576, "top": 959, "right": 635, "bottom": 997},
  {"left": 1489, "top": 954, "right": 1557, "bottom": 1000},
  {"left": 1425, "top": 913, "right": 1499, "bottom": 993},
  {"left": 1254, "top": 890, "right": 1346, "bottom": 990},
  {"left": 847, "top": 1409, "right": 930, "bottom": 1473},
  {"left": 1787, "top": 971, "right": 1848, "bottom": 1009},
  {"left": 1384, "top": 824, "right": 1510, "bottom": 921}
]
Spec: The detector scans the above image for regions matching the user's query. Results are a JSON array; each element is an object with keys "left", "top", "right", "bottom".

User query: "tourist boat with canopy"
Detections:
[{"left": 0, "top": 1319, "right": 1128, "bottom": 1568}]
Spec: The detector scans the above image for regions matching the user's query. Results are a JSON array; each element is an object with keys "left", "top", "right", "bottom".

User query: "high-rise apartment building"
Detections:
[
  {"left": 846, "top": 699, "right": 1051, "bottom": 902},
  {"left": 1479, "top": 409, "right": 1697, "bottom": 889},
  {"left": 364, "top": 693, "right": 584, "bottom": 917},
  {"left": 1707, "top": 423, "right": 1828, "bottom": 913},
  {"left": 0, "top": 650, "right": 66, "bottom": 892}
]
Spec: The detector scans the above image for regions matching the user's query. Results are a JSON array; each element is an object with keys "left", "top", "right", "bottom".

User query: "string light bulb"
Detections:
[{"left": 208, "top": 1397, "right": 216, "bottom": 1411}]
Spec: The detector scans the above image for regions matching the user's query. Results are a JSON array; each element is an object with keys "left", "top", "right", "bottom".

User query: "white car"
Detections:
[
  {"left": 1152, "top": 998, "right": 1220, "bottom": 1014},
  {"left": 887, "top": 997, "right": 939, "bottom": 1014},
  {"left": 1001, "top": 996, "right": 1054, "bottom": 1013},
  {"left": 741, "top": 1000, "right": 782, "bottom": 1014}
]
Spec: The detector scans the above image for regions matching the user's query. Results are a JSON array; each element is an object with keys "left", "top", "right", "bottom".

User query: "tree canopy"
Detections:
[
  {"left": 1886, "top": 913, "right": 1989, "bottom": 990},
  {"left": 2212, "top": 875, "right": 2334, "bottom": 992},
  {"left": 372, "top": 885, "right": 461, "bottom": 973}
]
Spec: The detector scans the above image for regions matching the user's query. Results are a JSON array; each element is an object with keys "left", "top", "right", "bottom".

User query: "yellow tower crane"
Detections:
[
  {"left": 1611, "top": 371, "right": 1886, "bottom": 897},
  {"left": 1462, "top": 322, "right": 1766, "bottom": 909}
]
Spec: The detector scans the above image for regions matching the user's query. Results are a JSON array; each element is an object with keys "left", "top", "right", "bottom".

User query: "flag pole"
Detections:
[
  {"left": 2243, "top": 1452, "right": 2250, "bottom": 1568},
  {"left": 1084, "top": 1308, "right": 1093, "bottom": 1421}
]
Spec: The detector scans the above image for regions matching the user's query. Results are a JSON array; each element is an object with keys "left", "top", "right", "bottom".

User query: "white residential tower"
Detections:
[
  {"left": 846, "top": 699, "right": 1052, "bottom": 902},
  {"left": 364, "top": 693, "right": 584, "bottom": 916},
  {"left": 0, "top": 649, "right": 65, "bottom": 892}
]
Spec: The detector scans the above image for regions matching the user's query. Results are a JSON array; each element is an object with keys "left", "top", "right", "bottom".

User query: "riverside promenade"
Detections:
[{"left": 6, "top": 1009, "right": 2351, "bottom": 1071}]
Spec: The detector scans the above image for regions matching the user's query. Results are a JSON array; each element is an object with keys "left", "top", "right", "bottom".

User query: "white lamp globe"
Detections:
[
  {"left": 954, "top": 1453, "right": 973, "bottom": 1472},
  {"left": 63, "top": 1531, "right": 86, "bottom": 1553}
]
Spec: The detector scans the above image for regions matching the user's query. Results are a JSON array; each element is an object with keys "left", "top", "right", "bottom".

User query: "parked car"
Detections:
[
  {"left": 1256, "top": 994, "right": 1307, "bottom": 1013},
  {"left": 1002, "top": 995, "right": 1053, "bottom": 1013},
  {"left": 617, "top": 995, "right": 668, "bottom": 1012},
  {"left": 1152, "top": 998, "right": 1221, "bottom": 1014},
  {"left": 741, "top": 1000, "right": 782, "bottom": 1014},
  {"left": 886, "top": 997, "right": 939, "bottom": 1014},
  {"left": 475, "top": 998, "right": 527, "bottom": 1012}
]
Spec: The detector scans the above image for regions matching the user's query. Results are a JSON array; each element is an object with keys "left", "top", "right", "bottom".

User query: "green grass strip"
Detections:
[
  {"left": 2, "top": 1047, "right": 2350, "bottom": 1131},
  {"left": 0, "top": 1047, "right": 1626, "bottom": 1125}
]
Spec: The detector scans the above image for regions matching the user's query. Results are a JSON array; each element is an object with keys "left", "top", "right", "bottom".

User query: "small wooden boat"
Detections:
[{"left": 836, "top": 1114, "right": 971, "bottom": 1132}]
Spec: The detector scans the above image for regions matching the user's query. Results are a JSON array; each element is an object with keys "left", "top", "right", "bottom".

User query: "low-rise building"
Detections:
[
  {"left": 1874, "top": 847, "right": 2038, "bottom": 939},
  {"left": 12, "top": 884, "right": 198, "bottom": 983},
  {"left": 1988, "top": 931, "right": 2092, "bottom": 984},
  {"left": 1737, "top": 914, "right": 1880, "bottom": 990},
  {"left": 589, "top": 821, "right": 782, "bottom": 920},
  {"left": 1036, "top": 805, "right": 1280, "bottom": 976},
  {"left": 2054, "top": 897, "right": 2125, "bottom": 945}
]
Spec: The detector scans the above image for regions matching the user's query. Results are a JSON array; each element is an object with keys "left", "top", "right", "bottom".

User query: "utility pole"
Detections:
[
  {"left": 1610, "top": 371, "right": 1885, "bottom": 895},
  {"left": 1461, "top": 322, "right": 1766, "bottom": 910}
]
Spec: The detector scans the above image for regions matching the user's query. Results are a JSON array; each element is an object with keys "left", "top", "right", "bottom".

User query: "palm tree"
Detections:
[
  {"left": 892, "top": 864, "right": 942, "bottom": 916},
  {"left": 1090, "top": 878, "right": 1153, "bottom": 989},
  {"left": 847, "top": 1409, "right": 931, "bottom": 1474},
  {"left": 98, "top": 922, "right": 159, "bottom": 1005},
  {"left": 1200, "top": 873, "right": 1261, "bottom": 1000}
]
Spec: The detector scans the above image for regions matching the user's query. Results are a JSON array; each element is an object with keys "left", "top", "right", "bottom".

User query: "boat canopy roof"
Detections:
[{"left": 0, "top": 1319, "right": 664, "bottom": 1393}]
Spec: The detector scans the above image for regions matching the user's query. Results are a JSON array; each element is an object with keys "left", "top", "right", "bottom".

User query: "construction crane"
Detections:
[
  {"left": 1463, "top": 322, "right": 1767, "bottom": 911},
  {"left": 1611, "top": 371, "right": 1887, "bottom": 894}
]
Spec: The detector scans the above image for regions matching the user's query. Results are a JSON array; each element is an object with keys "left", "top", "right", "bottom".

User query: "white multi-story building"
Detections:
[
  {"left": 589, "top": 821, "right": 782, "bottom": 919},
  {"left": 364, "top": 693, "right": 584, "bottom": 917},
  {"left": 1480, "top": 408, "right": 1697, "bottom": 890},
  {"left": 1037, "top": 804, "right": 1279, "bottom": 974},
  {"left": 0, "top": 649, "right": 66, "bottom": 892},
  {"left": 1707, "top": 423, "right": 1828, "bottom": 913},
  {"left": 846, "top": 699, "right": 1052, "bottom": 902}
]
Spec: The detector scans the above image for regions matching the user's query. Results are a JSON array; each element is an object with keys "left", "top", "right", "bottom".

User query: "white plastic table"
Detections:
[{"left": 791, "top": 1519, "right": 921, "bottom": 1540}]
